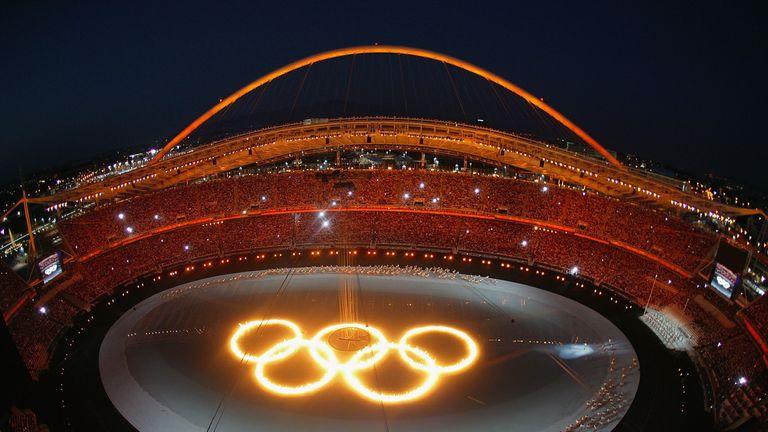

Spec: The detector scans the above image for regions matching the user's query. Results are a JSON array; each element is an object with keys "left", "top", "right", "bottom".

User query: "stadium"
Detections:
[{"left": 1, "top": 45, "right": 767, "bottom": 432}]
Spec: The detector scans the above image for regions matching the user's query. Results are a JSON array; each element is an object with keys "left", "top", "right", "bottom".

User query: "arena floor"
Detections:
[{"left": 99, "top": 267, "right": 640, "bottom": 431}]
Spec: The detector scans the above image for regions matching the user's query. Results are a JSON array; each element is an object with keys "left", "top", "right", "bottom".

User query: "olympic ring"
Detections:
[
  {"left": 229, "top": 319, "right": 303, "bottom": 363},
  {"left": 309, "top": 322, "right": 388, "bottom": 371},
  {"left": 398, "top": 325, "right": 479, "bottom": 374},
  {"left": 229, "top": 320, "right": 478, "bottom": 404},
  {"left": 255, "top": 339, "right": 339, "bottom": 396},
  {"left": 343, "top": 342, "right": 440, "bottom": 403}
]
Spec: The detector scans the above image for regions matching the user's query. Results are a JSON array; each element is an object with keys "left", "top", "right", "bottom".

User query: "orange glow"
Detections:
[
  {"left": 228, "top": 320, "right": 478, "bottom": 404},
  {"left": 343, "top": 342, "right": 440, "bottom": 404},
  {"left": 150, "top": 45, "right": 621, "bottom": 168},
  {"left": 255, "top": 339, "right": 338, "bottom": 396},
  {"left": 76, "top": 206, "right": 690, "bottom": 279},
  {"left": 398, "top": 325, "right": 479, "bottom": 374},
  {"left": 229, "top": 319, "right": 303, "bottom": 363},
  {"left": 309, "top": 323, "right": 388, "bottom": 370}
]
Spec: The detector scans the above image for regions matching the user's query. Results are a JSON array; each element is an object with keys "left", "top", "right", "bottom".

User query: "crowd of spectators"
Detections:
[
  {"left": 7, "top": 305, "right": 60, "bottom": 378},
  {"left": 743, "top": 295, "right": 768, "bottom": 342},
  {"left": 0, "top": 263, "right": 29, "bottom": 312},
  {"left": 57, "top": 169, "right": 717, "bottom": 271},
  {"left": 51, "top": 210, "right": 704, "bottom": 323},
  {"left": 7, "top": 406, "right": 48, "bottom": 432},
  {"left": 4, "top": 168, "right": 763, "bottom": 427},
  {"left": 45, "top": 296, "right": 80, "bottom": 327},
  {"left": 6, "top": 207, "right": 745, "bottom": 372},
  {"left": 697, "top": 333, "right": 768, "bottom": 424}
]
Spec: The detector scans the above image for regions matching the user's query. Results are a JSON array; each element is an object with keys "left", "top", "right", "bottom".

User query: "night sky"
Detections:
[{"left": 1, "top": 1, "right": 766, "bottom": 188}]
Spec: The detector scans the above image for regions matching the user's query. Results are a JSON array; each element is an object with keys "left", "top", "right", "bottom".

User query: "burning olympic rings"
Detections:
[{"left": 229, "top": 319, "right": 479, "bottom": 404}]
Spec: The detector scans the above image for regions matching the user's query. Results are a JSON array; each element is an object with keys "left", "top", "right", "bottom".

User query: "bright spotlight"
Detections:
[
  {"left": 474, "top": 188, "right": 480, "bottom": 194},
  {"left": 556, "top": 344, "right": 595, "bottom": 359},
  {"left": 38, "top": 306, "right": 47, "bottom": 314},
  {"left": 541, "top": 186, "right": 549, "bottom": 192},
  {"left": 126, "top": 227, "right": 134, "bottom": 234},
  {"left": 403, "top": 193, "right": 410, "bottom": 199},
  {"left": 419, "top": 182, "right": 425, "bottom": 189},
  {"left": 521, "top": 240, "right": 528, "bottom": 247},
  {"left": 318, "top": 211, "right": 326, "bottom": 218},
  {"left": 153, "top": 214, "right": 160, "bottom": 220},
  {"left": 322, "top": 220, "right": 330, "bottom": 228},
  {"left": 117, "top": 213, "right": 125, "bottom": 220},
  {"left": 569, "top": 266, "right": 579, "bottom": 275},
  {"left": 738, "top": 376, "right": 748, "bottom": 385}
]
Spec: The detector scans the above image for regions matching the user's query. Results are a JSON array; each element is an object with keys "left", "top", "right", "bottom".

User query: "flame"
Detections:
[{"left": 229, "top": 320, "right": 478, "bottom": 404}]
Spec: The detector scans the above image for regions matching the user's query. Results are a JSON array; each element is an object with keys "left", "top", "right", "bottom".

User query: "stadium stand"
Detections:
[{"left": 3, "top": 168, "right": 765, "bottom": 428}]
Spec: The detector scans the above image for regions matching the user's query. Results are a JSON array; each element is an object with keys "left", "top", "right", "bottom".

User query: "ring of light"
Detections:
[
  {"left": 229, "top": 319, "right": 478, "bottom": 404},
  {"left": 342, "top": 342, "right": 440, "bottom": 403},
  {"left": 398, "top": 325, "right": 479, "bottom": 374},
  {"left": 255, "top": 338, "right": 339, "bottom": 396},
  {"left": 310, "top": 323, "right": 389, "bottom": 371},
  {"left": 229, "top": 319, "right": 303, "bottom": 363}
]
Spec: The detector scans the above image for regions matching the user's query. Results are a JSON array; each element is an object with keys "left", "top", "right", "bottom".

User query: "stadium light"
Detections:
[
  {"left": 153, "top": 214, "right": 160, "bottom": 220},
  {"left": 261, "top": 195, "right": 267, "bottom": 201},
  {"left": 403, "top": 193, "right": 410, "bottom": 199},
  {"left": 184, "top": 245, "right": 190, "bottom": 251},
  {"left": 521, "top": 240, "right": 528, "bottom": 247},
  {"left": 569, "top": 266, "right": 579, "bottom": 275},
  {"left": 318, "top": 211, "right": 326, "bottom": 218},
  {"left": 541, "top": 186, "right": 549, "bottom": 192},
  {"left": 474, "top": 188, "right": 480, "bottom": 194},
  {"left": 419, "top": 182, "right": 425, "bottom": 189},
  {"left": 322, "top": 220, "right": 330, "bottom": 228},
  {"left": 126, "top": 227, "right": 134, "bottom": 234},
  {"left": 738, "top": 376, "right": 748, "bottom": 385},
  {"left": 38, "top": 306, "right": 47, "bottom": 314},
  {"left": 118, "top": 213, "right": 125, "bottom": 220}
]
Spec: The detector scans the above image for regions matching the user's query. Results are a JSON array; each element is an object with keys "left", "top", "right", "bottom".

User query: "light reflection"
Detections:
[{"left": 556, "top": 344, "right": 596, "bottom": 360}]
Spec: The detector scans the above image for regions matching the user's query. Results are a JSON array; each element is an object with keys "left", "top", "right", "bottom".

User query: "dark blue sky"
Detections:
[{"left": 1, "top": 1, "right": 766, "bottom": 187}]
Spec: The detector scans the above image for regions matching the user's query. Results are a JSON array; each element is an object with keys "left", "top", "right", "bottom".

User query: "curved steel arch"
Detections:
[{"left": 149, "top": 45, "right": 622, "bottom": 167}]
